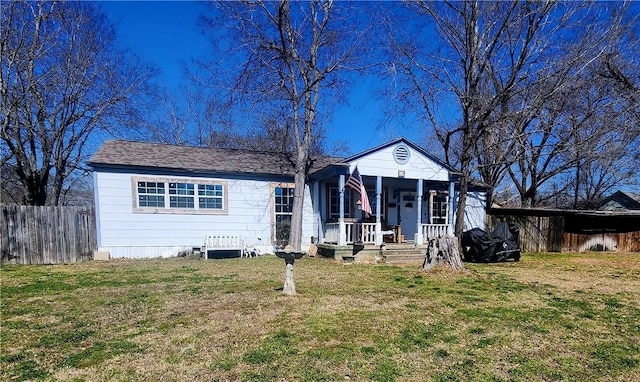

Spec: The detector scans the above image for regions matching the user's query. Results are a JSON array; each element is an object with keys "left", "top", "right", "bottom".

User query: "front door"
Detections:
[{"left": 399, "top": 192, "right": 417, "bottom": 242}]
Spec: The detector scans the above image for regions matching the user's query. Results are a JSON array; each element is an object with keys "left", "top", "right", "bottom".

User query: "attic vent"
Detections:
[{"left": 393, "top": 144, "right": 410, "bottom": 164}]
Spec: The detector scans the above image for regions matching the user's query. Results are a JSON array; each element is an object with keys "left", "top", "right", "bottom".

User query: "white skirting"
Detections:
[{"left": 97, "top": 245, "right": 194, "bottom": 259}]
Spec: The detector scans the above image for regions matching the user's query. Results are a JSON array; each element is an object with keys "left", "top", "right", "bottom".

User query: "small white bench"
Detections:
[{"left": 203, "top": 235, "right": 259, "bottom": 259}]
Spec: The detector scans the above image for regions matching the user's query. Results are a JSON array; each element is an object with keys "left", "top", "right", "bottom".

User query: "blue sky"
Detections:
[
  {"left": 100, "top": 0, "right": 421, "bottom": 155},
  {"left": 96, "top": 1, "right": 639, "bottom": 198}
]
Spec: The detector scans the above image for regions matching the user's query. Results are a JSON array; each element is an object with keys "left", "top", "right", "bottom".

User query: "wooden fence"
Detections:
[
  {"left": 1, "top": 205, "right": 96, "bottom": 265},
  {"left": 488, "top": 214, "right": 640, "bottom": 253},
  {"left": 563, "top": 231, "right": 640, "bottom": 252},
  {"left": 488, "top": 215, "right": 563, "bottom": 252}
]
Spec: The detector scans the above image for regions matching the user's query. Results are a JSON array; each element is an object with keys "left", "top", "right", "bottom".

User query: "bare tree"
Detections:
[
  {"left": 505, "top": 81, "right": 637, "bottom": 208},
  {"left": 390, "top": 1, "right": 639, "bottom": 220},
  {"left": 141, "top": 86, "right": 232, "bottom": 147},
  {"left": 201, "top": 0, "right": 371, "bottom": 250},
  {"left": 571, "top": 56, "right": 640, "bottom": 208},
  {"left": 507, "top": 87, "right": 580, "bottom": 207},
  {"left": 144, "top": 76, "right": 333, "bottom": 155},
  {"left": 1, "top": 1, "right": 155, "bottom": 205},
  {"left": 390, "top": 0, "right": 560, "bottom": 234},
  {"left": 507, "top": 4, "right": 640, "bottom": 207}
]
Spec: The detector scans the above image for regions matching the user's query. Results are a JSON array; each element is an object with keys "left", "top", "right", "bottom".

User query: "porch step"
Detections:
[
  {"left": 382, "top": 243, "right": 417, "bottom": 251},
  {"left": 382, "top": 248, "right": 425, "bottom": 265}
]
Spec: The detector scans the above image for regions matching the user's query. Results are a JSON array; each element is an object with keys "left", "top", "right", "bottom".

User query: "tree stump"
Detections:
[{"left": 423, "top": 236, "right": 465, "bottom": 271}]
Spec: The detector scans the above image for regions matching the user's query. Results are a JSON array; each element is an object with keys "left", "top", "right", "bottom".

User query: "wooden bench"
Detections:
[{"left": 203, "top": 235, "right": 251, "bottom": 259}]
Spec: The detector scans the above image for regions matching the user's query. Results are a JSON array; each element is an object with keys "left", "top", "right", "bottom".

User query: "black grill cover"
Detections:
[{"left": 461, "top": 222, "right": 520, "bottom": 262}]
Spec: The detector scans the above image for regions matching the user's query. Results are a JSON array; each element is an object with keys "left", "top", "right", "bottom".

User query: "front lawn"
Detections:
[{"left": 1, "top": 252, "right": 639, "bottom": 381}]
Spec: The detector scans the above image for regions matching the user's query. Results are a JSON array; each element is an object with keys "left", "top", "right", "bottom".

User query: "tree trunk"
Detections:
[
  {"left": 288, "top": 156, "right": 307, "bottom": 252},
  {"left": 423, "top": 236, "right": 465, "bottom": 271},
  {"left": 454, "top": 162, "right": 471, "bottom": 237},
  {"left": 203, "top": 1, "right": 369, "bottom": 251}
]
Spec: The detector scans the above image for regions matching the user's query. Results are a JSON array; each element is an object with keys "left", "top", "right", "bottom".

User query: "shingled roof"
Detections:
[
  {"left": 598, "top": 190, "right": 640, "bottom": 211},
  {"left": 88, "top": 140, "right": 342, "bottom": 177}
]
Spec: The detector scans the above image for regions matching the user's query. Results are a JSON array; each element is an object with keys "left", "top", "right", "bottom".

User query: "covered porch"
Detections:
[
  {"left": 307, "top": 138, "right": 471, "bottom": 252},
  {"left": 312, "top": 172, "right": 456, "bottom": 247}
]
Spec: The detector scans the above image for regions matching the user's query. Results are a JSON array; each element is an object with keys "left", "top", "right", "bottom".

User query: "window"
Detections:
[
  {"left": 430, "top": 191, "right": 448, "bottom": 224},
  {"left": 133, "top": 177, "right": 227, "bottom": 214},
  {"left": 329, "top": 186, "right": 351, "bottom": 219},
  {"left": 366, "top": 189, "right": 385, "bottom": 218},
  {"left": 328, "top": 186, "right": 385, "bottom": 219},
  {"left": 274, "top": 185, "right": 295, "bottom": 246},
  {"left": 198, "top": 184, "right": 223, "bottom": 209},
  {"left": 138, "top": 181, "right": 165, "bottom": 208},
  {"left": 169, "top": 182, "right": 194, "bottom": 208}
]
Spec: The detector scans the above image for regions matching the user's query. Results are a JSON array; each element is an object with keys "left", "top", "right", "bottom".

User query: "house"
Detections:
[
  {"left": 598, "top": 190, "right": 640, "bottom": 211},
  {"left": 88, "top": 138, "right": 488, "bottom": 259}
]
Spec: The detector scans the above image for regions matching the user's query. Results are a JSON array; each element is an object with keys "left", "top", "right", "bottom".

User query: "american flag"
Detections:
[{"left": 345, "top": 166, "right": 372, "bottom": 216}]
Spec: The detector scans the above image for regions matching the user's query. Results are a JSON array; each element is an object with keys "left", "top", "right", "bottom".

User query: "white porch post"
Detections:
[
  {"left": 416, "top": 178, "right": 424, "bottom": 245},
  {"left": 448, "top": 181, "right": 455, "bottom": 235},
  {"left": 313, "top": 181, "right": 323, "bottom": 244},
  {"left": 338, "top": 174, "right": 347, "bottom": 245},
  {"left": 375, "top": 176, "right": 382, "bottom": 245}
]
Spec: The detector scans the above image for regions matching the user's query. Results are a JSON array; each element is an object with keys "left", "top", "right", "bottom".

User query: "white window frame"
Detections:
[
  {"left": 272, "top": 183, "right": 295, "bottom": 246},
  {"left": 169, "top": 182, "right": 195, "bottom": 208},
  {"left": 366, "top": 188, "right": 386, "bottom": 219},
  {"left": 429, "top": 190, "right": 448, "bottom": 224},
  {"left": 137, "top": 180, "right": 166, "bottom": 208},
  {"left": 197, "top": 183, "right": 224, "bottom": 210},
  {"left": 328, "top": 185, "right": 351, "bottom": 220},
  {"left": 328, "top": 185, "right": 385, "bottom": 220}
]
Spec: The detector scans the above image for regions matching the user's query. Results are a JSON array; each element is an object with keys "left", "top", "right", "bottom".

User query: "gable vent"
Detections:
[{"left": 393, "top": 144, "right": 410, "bottom": 164}]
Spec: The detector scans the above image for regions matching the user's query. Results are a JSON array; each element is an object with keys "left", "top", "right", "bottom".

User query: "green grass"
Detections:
[{"left": 1, "top": 252, "right": 639, "bottom": 381}]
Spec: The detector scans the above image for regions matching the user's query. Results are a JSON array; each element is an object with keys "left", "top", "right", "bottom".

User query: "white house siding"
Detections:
[
  {"left": 462, "top": 191, "right": 487, "bottom": 231},
  {"left": 94, "top": 171, "right": 315, "bottom": 258},
  {"left": 351, "top": 144, "right": 450, "bottom": 181}
]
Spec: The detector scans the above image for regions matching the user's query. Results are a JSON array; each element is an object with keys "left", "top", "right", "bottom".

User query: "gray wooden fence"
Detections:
[
  {"left": 1, "top": 205, "right": 96, "bottom": 265},
  {"left": 488, "top": 214, "right": 640, "bottom": 253},
  {"left": 488, "top": 215, "right": 564, "bottom": 252}
]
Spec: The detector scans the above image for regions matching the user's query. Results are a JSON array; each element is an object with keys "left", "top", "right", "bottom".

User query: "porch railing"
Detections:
[
  {"left": 322, "top": 221, "right": 377, "bottom": 244},
  {"left": 421, "top": 224, "right": 450, "bottom": 241},
  {"left": 356, "top": 222, "right": 377, "bottom": 244},
  {"left": 324, "top": 222, "right": 340, "bottom": 244},
  {"left": 324, "top": 222, "right": 450, "bottom": 245}
]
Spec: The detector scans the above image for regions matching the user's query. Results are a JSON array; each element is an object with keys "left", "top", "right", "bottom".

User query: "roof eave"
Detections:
[
  {"left": 308, "top": 163, "right": 350, "bottom": 180},
  {"left": 89, "top": 162, "right": 296, "bottom": 179}
]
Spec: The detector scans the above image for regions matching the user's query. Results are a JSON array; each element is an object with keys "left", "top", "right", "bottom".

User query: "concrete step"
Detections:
[
  {"left": 382, "top": 244, "right": 418, "bottom": 250},
  {"left": 382, "top": 249, "right": 425, "bottom": 265}
]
